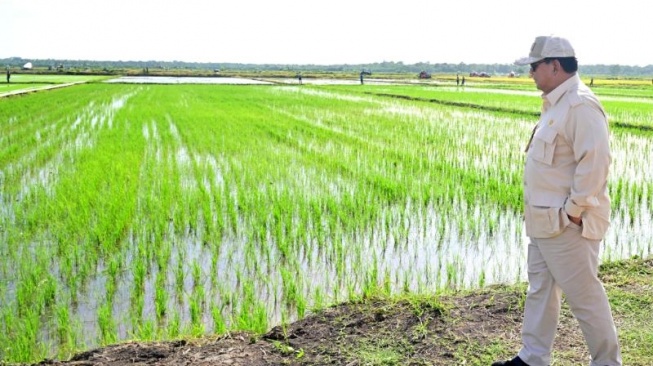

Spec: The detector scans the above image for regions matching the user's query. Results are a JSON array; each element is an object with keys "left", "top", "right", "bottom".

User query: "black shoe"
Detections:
[{"left": 491, "top": 356, "right": 529, "bottom": 366}]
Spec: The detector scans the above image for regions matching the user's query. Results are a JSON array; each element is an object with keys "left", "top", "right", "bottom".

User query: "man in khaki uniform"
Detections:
[{"left": 492, "top": 36, "right": 622, "bottom": 366}]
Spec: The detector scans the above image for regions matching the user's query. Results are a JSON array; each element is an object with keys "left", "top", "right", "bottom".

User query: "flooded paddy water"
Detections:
[
  {"left": 105, "top": 76, "right": 403, "bottom": 86},
  {"left": 0, "top": 81, "right": 651, "bottom": 363},
  {"left": 105, "top": 76, "right": 274, "bottom": 85}
]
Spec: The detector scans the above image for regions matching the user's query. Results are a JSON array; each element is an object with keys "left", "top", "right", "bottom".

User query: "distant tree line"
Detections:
[{"left": 2, "top": 57, "right": 652, "bottom": 78}]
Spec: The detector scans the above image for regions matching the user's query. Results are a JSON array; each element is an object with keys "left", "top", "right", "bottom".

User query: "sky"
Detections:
[{"left": 1, "top": 0, "right": 651, "bottom": 67}]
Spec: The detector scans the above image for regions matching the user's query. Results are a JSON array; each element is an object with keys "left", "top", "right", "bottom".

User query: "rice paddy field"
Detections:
[{"left": 1, "top": 76, "right": 652, "bottom": 363}]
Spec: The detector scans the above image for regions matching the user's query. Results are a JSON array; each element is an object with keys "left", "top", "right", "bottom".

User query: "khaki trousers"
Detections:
[{"left": 518, "top": 223, "right": 622, "bottom": 366}]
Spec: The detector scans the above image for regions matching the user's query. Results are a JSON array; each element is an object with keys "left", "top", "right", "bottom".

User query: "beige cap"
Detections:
[{"left": 515, "top": 36, "right": 575, "bottom": 65}]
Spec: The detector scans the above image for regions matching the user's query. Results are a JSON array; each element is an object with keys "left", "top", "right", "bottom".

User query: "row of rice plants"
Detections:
[
  {"left": 350, "top": 84, "right": 543, "bottom": 115},
  {"left": 0, "top": 82, "right": 651, "bottom": 363}
]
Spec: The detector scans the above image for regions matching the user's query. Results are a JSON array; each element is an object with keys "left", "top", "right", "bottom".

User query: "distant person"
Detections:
[
  {"left": 456, "top": 73, "right": 460, "bottom": 86},
  {"left": 460, "top": 76, "right": 465, "bottom": 86},
  {"left": 6, "top": 70, "right": 9, "bottom": 83},
  {"left": 297, "top": 73, "right": 302, "bottom": 85},
  {"left": 360, "top": 72, "right": 364, "bottom": 85},
  {"left": 492, "top": 35, "right": 621, "bottom": 366},
  {"left": 590, "top": 77, "right": 594, "bottom": 87}
]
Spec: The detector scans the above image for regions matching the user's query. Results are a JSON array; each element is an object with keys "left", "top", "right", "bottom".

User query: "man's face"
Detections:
[{"left": 530, "top": 59, "right": 556, "bottom": 93}]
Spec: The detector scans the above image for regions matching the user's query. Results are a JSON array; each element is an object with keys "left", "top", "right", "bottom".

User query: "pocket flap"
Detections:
[{"left": 534, "top": 125, "right": 557, "bottom": 144}]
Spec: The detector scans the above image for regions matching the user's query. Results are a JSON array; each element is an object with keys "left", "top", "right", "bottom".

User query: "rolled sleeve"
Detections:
[{"left": 564, "top": 197, "right": 584, "bottom": 218}]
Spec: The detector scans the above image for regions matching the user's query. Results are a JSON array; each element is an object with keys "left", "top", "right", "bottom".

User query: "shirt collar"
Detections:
[{"left": 542, "top": 73, "right": 580, "bottom": 109}]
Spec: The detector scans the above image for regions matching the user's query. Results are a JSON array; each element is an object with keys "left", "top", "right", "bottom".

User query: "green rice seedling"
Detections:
[
  {"left": 211, "top": 304, "right": 227, "bottom": 334},
  {"left": 155, "top": 272, "right": 167, "bottom": 321},
  {"left": 175, "top": 250, "right": 185, "bottom": 298},
  {"left": 55, "top": 302, "right": 72, "bottom": 349},
  {"left": 7, "top": 307, "right": 47, "bottom": 363},
  {"left": 166, "top": 310, "right": 181, "bottom": 338},
  {"left": 132, "top": 252, "right": 147, "bottom": 291},
  {"left": 189, "top": 289, "right": 204, "bottom": 329},
  {"left": 192, "top": 261, "right": 201, "bottom": 290},
  {"left": 97, "top": 301, "right": 117, "bottom": 345},
  {"left": 134, "top": 320, "right": 157, "bottom": 341},
  {"left": 478, "top": 270, "right": 487, "bottom": 288},
  {"left": 130, "top": 286, "right": 145, "bottom": 332},
  {"left": 0, "top": 307, "right": 11, "bottom": 355}
]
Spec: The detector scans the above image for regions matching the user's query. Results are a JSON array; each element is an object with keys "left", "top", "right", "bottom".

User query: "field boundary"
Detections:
[{"left": 0, "top": 81, "right": 87, "bottom": 98}]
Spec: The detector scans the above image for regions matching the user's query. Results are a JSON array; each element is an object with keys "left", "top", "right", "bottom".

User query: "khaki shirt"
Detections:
[{"left": 524, "top": 74, "right": 611, "bottom": 240}]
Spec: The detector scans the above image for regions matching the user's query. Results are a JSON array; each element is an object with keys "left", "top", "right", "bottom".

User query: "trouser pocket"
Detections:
[{"left": 525, "top": 205, "right": 569, "bottom": 238}]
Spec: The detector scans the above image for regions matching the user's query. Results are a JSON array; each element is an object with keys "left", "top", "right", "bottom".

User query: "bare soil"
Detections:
[{"left": 29, "top": 258, "right": 652, "bottom": 366}]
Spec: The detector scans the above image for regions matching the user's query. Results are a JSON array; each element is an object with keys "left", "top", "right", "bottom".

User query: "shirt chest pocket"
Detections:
[{"left": 529, "top": 126, "right": 557, "bottom": 165}]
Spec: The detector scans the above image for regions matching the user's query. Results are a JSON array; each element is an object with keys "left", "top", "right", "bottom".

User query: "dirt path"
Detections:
[
  {"left": 30, "top": 286, "right": 594, "bottom": 366},
  {"left": 0, "top": 82, "right": 86, "bottom": 98}
]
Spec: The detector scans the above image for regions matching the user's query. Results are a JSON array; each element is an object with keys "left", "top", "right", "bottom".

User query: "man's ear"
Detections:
[{"left": 552, "top": 59, "right": 559, "bottom": 74}]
